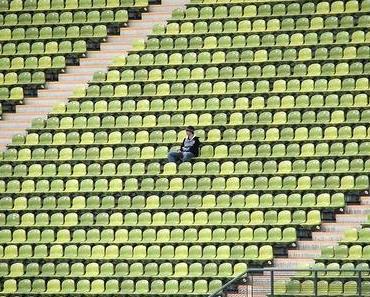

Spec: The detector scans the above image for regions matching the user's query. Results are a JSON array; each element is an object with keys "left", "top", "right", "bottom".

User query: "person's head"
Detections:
[{"left": 185, "top": 126, "right": 195, "bottom": 137}]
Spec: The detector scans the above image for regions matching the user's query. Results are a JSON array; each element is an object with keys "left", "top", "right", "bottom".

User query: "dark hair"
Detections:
[{"left": 186, "top": 126, "right": 195, "bottom": 133}]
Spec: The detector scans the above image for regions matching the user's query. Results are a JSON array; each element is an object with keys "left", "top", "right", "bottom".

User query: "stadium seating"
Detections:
[
  {"left": 273, "top": 222, "right": 370, "bottom": 296},
  {"left": 0, "top": 0, "right": 369, "bottom": 295},
  {"left": 0, "top": 0, "right": 150, "bottom": 118}
]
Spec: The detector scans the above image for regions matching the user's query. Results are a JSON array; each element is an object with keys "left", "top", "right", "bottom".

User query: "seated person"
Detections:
[{"left": 168, "top": 126, "right": 201, "bottom": 163}]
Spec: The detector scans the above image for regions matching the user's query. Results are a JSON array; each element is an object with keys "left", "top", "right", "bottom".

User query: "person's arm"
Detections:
[
  {"left": 179, "top": 139, "right": 185, "bottom": 152},
  {"left": 191, "top": 138, "right": 200, "bottom": 156}
]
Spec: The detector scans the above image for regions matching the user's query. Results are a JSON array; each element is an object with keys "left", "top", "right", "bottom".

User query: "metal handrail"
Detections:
[
  {"left": 247, "top": 268, "right": 370, "bottom": 272},
  {"left": 208, "top": 267, "right": 249, "bottom": 297},
  {"left": 208, "top": 268, "right": 370, "bottom": 297}
]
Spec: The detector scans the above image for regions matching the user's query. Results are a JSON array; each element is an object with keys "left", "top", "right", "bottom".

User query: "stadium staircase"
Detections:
[
  {"left": 0, "top": 0, "right": 189, "bottom": 151},
  {"left": 226, "top": 194, "right": 370, "bottom": 297}
]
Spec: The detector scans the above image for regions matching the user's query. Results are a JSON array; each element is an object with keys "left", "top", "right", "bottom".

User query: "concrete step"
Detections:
[
  {"left": 223, "top": 196, "right": 370, "bottom": 297},
  {"left": 118, "top": 28, "right": 153, "bottom": 36},
  {"left": 236, "top": 284, "right": 250, "bottom": 292},
  {"left": 0, "top": 122, "right": 30, "bottom": 128},
  {"left": 23, "top": 98, "right": 66, "bottom": 105},
  {"left": 361, "top": 196, "right": 370, "bottom": 205},
  {"left": 273, "top": 258, "right": 315, "bottom": 268},
  {"left": 17, "top": 102, "right": 56, "bottom": 108},
  {"left": 129, "top": 16, "right": 159, "bottom": 23},
  {"left": 36, "top": 91, "right": 71, "bottom": 98},
  {"left": 139, "top": 16, "right": 170, "bottom": 23},
  {"left": 58, "top": 77, "right": 93, "bottom": 83},
  {"left": 44, "top": 82, "right": 87, "bottom": 89},
  {"left": 228, "top": 293, "right": 261, "bottom": 297},
  {"left": 311, "top": 231, "right": 343, "bottom": 241},
  {"left": 229, "top": 291, "right": 254, "bottom": 297},
  {"left": 15, "top": 106, "right": 53, "bottom": 113},
  {"left": 288, "top": 249, "right": 322, "bottom": 258},
  {"left": 86, "top": 51, "right": 127, "bottom": 59},
  {"left": 0, "top": 141, "right": 9, "bottom": 148},
  {"left": 106, "top": 35, "right": 140, "bottom": 43},
  {"left": 262, "top": 270, "right": 298, "bottom": 277},
  {"left": 248, "top": 275, "right": 295, "bottom": 284},
  {"left": 345, "top": 205, "right": 370, "bottom": 214},
  {"left": 320, "top": 222, "right": 362, "bottom": 232},
  {"left": 16, "top": 100, "right": 55, "bottom": 108},
  {"left": 1, "top": 112, "right": 42, "bottom": 120},
  {"left": 100, "top": 44, "right": 133, "bottom": 51},
  {"left": 297, "top": 240, "right": 338, "bottom": 249},
  {"left": 150, "top": 5, "right": 183, "bottom": 12},
  {"left": 64, "top": 65, "right": 108, "bottom": 72},
  {"left": 335, "top": 214, "right": 368, "bottom": 223},
  {"left": 79, "top": 58, "right": 113, "bottom": 66}
]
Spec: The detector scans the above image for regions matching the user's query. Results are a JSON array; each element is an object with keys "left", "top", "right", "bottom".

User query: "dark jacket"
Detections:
[{"left": 180, "top": 136, "right": 201, "bottom": 157}]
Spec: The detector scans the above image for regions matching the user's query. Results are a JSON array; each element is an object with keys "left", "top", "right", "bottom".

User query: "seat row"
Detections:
[
  {"left": 0, "top": 278, "right": 222, "bottom": 294},
  {"left": 0, "top": 209, "right": 321, "bottom": 226},
  {"left": 0, "top": 0, "right": 147, "bottom": 12},
  {"left": 174, "top": 1, "right": 368, "bottom": 19},
  {"left": 34, "top": 110, "right": 370, "bottom": 130},
  {"left": 296, "top": 261, "right": 370, "bottom": 278},
  {"left": 0, "top": 158, "right": 367, "bottom": 178},
  {"left": 0, "top": 261, "right": 248, "bottom": 277},
  {"left": 138, "top": 31, "right": 369, "bottom": 52},
  {"left": 0, "top": 174, "right": 367, "bottom": 193},
  {"left": 0, "top": 227, "right": 297, "bottom": 244},
  {"left": 153, "top": 16, "right": 368, "bottom": 36},
  {"left": 0, "top": 87, "right": 23, "bottom": 101},
  {"left": 320, "top": 244, "right": 370, "bottom": 260},
  {"left": 54, "top": 93, "right": 369, "bottom": 114},
  {"left": 273, "top": 279, "right": 369, "bottom": 296},
  {"left": 164, "top": 158, "right": 368, "bottom": 175},
  {"left": 0, "top": 25, "right": 107, "bottom": 41},
  {"left": 0, "top": 243, "right": 274, "bottom": 260},
  {"left": 46, "top": 109, "right": 370, "bottom": 127},
  {"left": 0, "top": 56, "right": 65, "bottom": 71},
  {"left": 342, "top": 227, "right": 370, "bottom": 243},
  {"left": 0, "top": 72, "right": 45, "bottom": 87},
  {"left": 12, "top": 126, "right": 370, "bottom": 147},
  {"left": 0, "top": 40, "right": 86, "bottom": 56},
  {"left": 0, "top": 155, "right": 369, "bottom": 173},
  {"left": 0, "top": 192, "right": 345, "bottom": 211},
  {"left": 72, "top": 78, "right": 370, "bottom": 98},
  {"left": 2, "top": 141, "right": 368, "bottom": 162},
  {"left": 119, "top": 46, "right": 370, "bottom": 68},
  {"left": 1, "top": 10, "right": 128, "bottom": 27},
  {"left": 95, "top": 62, "right": 370, "bottom": 83},
  {"left": 189, "top": 0, "right": 359, "bottom": 6}
]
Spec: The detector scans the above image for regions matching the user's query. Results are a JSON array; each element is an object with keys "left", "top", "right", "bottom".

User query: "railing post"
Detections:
[
  {"left": 314, "top": 270, "right": 318, "bottom": 297},
  {"left": 251, "top": 274, "right": 253, "bottom": 297},
  {"left": 358, "top": 270, "right": 362, "bottom": 297},
  {"left": 270, "top": 270, "right": 274, "bottom": 297}
]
